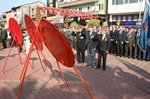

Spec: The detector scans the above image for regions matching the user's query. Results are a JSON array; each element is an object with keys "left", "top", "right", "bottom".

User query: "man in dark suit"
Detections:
[
  {"left": 95, "top": 27, "right": 111, "bottom": 71},
  {"left": 133, "top": 28, "right": 141, "bottom": 59},
  {"left": 124, "top": 28, "right": 134, "bottom": 58},
  {"left": 116, "top": 26, "right": 125, "bottom": 57},
  {"left": 0, "top": 26, "right": 8, "bottom": 48},
  {"left": 85, "top": 24, "right": 97, "bottom": 67},
  {"left": 72, "top": 25, "right": 86, "bottom": 64},
  {"left": 109, "top": 25, "right": 117, "bottom": 55}
]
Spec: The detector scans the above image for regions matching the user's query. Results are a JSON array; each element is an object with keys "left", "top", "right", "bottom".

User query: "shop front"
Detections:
[
  {"left": 69, "top": 14, "right": 107, "bottom": 25},
  {"left": 47, "top": 16, "right": 64, "bottom": 29}
]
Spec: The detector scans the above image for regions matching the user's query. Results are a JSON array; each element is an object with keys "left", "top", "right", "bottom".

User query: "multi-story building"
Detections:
[
  {"left": 5, "top": 10, "right": 13, "bottom": 28},
  {"left": 108, "top": 0, "right": 145, "bottom": 27},
  {"left": 4, "top": 1, "right": 46, "bottom": 28},
  {"left": 58, "top": 0, "right": 107, "bottom": 23}
]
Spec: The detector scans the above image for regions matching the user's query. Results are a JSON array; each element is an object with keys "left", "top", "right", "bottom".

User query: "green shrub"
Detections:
[
  {"left": 87, "top": 19, "right": 100, "bottom": 27},
  {"left": 69, "top": 21, "right": 78, "bottom": 28}
]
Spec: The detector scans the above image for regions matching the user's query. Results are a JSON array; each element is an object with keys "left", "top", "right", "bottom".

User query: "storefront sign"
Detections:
[
  {"left": 51, "top": 17, "right": 64, "bottom": 23},
  {"left": 120, "top": 21, "right": 136, "bottom": 25},
  {"left": 112, "top": 21, "right": 137, "bottom": 26}
]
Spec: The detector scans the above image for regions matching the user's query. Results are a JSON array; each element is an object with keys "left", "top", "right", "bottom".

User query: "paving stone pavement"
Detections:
[{"left": 0, "top": 46, "right": 150, "bottom": 99}]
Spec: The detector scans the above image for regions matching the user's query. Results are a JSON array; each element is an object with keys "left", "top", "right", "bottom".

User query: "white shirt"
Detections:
[
  {"left": 90, "top": 31, "right": 92, "bottom": 36},
  {"left": 102, "top": 34, "right": 106, "bottom": 41}
]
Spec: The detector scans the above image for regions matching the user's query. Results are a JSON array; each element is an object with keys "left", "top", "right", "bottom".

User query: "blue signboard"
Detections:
[{"left": 120, "top": 21, "right": 136, "bottom": 25}]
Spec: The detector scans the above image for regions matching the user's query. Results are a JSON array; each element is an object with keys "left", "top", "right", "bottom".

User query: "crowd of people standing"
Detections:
[
  {"left": 63, "top": 22, "right": 111, "bottom": 71},
  {"left": 62, "top": 23, "right": 150, "bottom": 71}
]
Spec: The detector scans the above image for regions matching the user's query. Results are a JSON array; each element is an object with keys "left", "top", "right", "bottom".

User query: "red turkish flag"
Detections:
[
  {"left": 54, "top": 10, "right": 58, "bottom": 15},
  {"left": 59, "top": 10, "right": 63, "bottom": 16},
  {"left": 48, "top": 9, "right": 53, "bottom": 15},
  {"left": 42, "top": 7, "right": 46, "bottom": 13},
  {"left": 63, "top": 10, "right": 66, "bottom": 15},
  {"left": 142, "top": 22, "right": 147, "bottom": 30},
  {"left": 67, "top": 10, "right": 71, "bottom": 15}
]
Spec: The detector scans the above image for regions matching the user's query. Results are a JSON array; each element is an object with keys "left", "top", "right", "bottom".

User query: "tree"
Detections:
[
  {"left": 69, "top": 21, "right": 78, "bottom": 28},
  {"left": 87, "top": 19, "right": 100, "bottom": 27}
]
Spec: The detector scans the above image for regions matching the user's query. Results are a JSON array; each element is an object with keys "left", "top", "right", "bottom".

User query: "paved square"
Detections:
[{"left": 0, "top": 46, "right": 150, "bottom": 99}]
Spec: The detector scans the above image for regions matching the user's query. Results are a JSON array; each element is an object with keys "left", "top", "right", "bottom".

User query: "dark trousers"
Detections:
[
  {"left": 76, "top": 47, "right": 85, "bottom": 63},
  {"left": 134, "top": 45, "right": 141, "bottom": 59},
  {"left": 110, "top": 41, "right": 116, "bottom": 54},
  {"left": 2, "top": 38, "right": 7, "bottom": 48},
  {"left": 117, "top": 42, "right": 124, "bottom": 56},
  {"left": 73, "top": 38, "right": 76, "bottom": 50},
  {"left": 125, "top": 43, "right": 132, "bottom": 57},
  {"left": 97, "top": 50, "right": 107, "bottom": 69},
  {"left": 146, "top": 46, "right": 150, "bottom": 60}
]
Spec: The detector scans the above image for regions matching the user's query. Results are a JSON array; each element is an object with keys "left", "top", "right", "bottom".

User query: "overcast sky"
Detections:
[{"left": 0, "top": 0, "right": 46, "bottom": 15}]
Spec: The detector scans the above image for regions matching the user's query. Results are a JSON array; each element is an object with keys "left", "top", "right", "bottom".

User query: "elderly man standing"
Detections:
[
  {"left": 95, "top": 27, "right": 111, "bottom": 71},
  {"left": 85, "top": 24, "right": 97, "bottom": 68}
]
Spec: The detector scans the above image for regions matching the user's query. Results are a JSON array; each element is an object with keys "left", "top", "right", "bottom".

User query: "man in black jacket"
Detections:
[
  {"left": 109, "top": 25, "right": 117, "bottom": 55},
  {"left": 72, "top": 25, "right": 86, "bottom": 64},
  {"left": 85, "top": 24, "right": 97, "bottom": 67},
  {"left": 116, "top": 26, "right": 125, "bottom": 57},
  {"left": 0, "top": 26, "right": 8, "bottom": 48},
  {"left": 95, "top": 27, "right": 111, "bottom": 71}
]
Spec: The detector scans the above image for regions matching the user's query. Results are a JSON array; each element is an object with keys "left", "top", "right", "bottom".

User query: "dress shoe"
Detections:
[
  {"left": 91, "top": 66, "right": 94, "bottom": 68},
  {"left": 102, "top": 68, "right": 106, "bottom": 71},
  {"left": 86, "top": 65, "right": 90, "bottom": 67},
  {"left": 95, "top": 67, "right": 100, "bottom": 69}
]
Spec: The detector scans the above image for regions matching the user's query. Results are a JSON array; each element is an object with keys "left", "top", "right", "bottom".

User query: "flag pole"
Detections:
[{"left": 138, "top": 0, "right": 144, "bottom": 23}]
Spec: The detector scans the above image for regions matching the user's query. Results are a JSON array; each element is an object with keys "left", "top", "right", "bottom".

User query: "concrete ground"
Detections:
[{"left": 0, "top": 46, "right": 150, "bottom": 99}]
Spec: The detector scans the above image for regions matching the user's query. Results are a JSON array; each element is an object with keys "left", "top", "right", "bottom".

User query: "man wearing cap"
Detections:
[
  {"left": 72, "top": 24, "right": 86, "bottom": 64},
  {"left": 95, "top": 27, "right": 111, "bottom": 71},
  {"left": 85, "top": 24, "right": 97, "bottom": 68},
  {"left": 0, "top": 26, "right": 8, "bottom": 48}
]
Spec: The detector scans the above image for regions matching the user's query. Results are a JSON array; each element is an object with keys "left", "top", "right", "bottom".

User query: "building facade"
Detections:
[
  {"left": 4, "top": 1, "right": 46, "bottom": 28},
  {"left": 5, "top": 10, "right": 13, "bottom": 28},
  {"left": 108, "top": 0, "right": 145, "bottom": 27},
  {"left": 58, "top": 0, "right": 107, "bottom": 23}
]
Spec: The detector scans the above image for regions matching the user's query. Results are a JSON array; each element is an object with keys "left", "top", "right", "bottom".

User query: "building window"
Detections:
[
  {"left": 87, "top": 5, "right": 93, "bottom": 11},
  {"left": 139, "top": 0, "right": 143, "bottom": 2},
  {"left": 112, "top": 0, "right": 116, "bottom": 5},
  {"left": 125, "top": 0, "right": 128, "bottom": 3},
  {"left": 99, "top": 4, "right": 103, "bottom": 10},
  {"left": 32, "top": 8, "right": 34, "bottom": 14},
  {"left": 129, "top": 0, "right": 138, "bottom": 3},
  {"left": 87, "top": 6, "right": 90, "bottom": 11},
  {"left": 79, "top": 7, "right": 82, "bottom": 11},
  {"left": 116, "top": 0, "right": 123, "bottom": 5},
  {"left": 95, "top": 4, "right": 99, "bottom": 11},
  {"left": 60, "top": 0, "right": 63, "bottom": 2}
]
